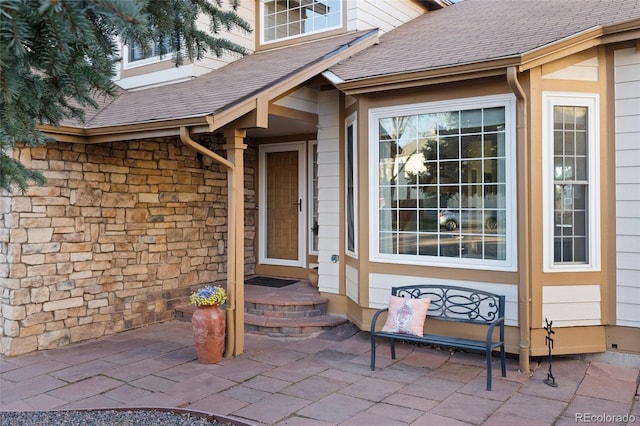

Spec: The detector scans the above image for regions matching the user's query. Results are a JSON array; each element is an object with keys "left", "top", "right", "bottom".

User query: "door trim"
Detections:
[{"left": 258, "top": 142, "right": 307, "bottom": 267}]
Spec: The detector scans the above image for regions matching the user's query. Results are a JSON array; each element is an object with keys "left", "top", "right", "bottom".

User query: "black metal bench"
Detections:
[{"left": 370, "top": 285, "right": 506, "bottom": 391}]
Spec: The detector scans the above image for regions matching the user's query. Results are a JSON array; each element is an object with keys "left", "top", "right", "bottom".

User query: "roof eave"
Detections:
[
  {"left": 600, "top": 18, "right": 640, "bottom": 45},
  {"left": 332, "top": 57, "right": 521, "bottom": 95},
  {"left": 40, "top": 29, "right": 379, "bottom": 143},
  {"left": 519, "top": 26, "right": 604, "bottom": 72},
  {"left": 334, "top": 18, "right": 640, "bottom": 95},
  {"left": 520, "top": 19, "right": 640, "bottom": 72},
  {"left": 41, "top": 116, "right": 211, "bottom": 143}
]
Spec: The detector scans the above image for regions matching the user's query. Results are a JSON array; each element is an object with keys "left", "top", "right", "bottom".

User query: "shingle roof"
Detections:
[
  {"left": 72, "top": 30, "right": 376, "bottom": 129},
  {"left": 330, "top": 0, "right": 640, "bottom": 82}
]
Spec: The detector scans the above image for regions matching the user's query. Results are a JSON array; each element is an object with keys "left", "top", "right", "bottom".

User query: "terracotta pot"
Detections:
[{"left": 191, "top": 304, "right": 225, "bottom": 364}]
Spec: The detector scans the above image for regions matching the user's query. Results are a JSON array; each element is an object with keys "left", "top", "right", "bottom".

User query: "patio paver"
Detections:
[{"left": 1, "top": 320, "right": 638, "bottom": 425}]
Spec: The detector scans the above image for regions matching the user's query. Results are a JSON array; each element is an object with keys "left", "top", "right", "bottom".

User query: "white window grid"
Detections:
[
  {"left": 368, "top": 94, "right": 517, "bottom": 271},
  {"left": 260, "top": 0, "right": 342, "bottom": 44},
  {"left": 542, "top": 92, "right": 600, "bottom": 272}
]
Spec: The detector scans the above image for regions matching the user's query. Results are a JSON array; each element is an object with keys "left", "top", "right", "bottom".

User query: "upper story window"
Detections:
[
  {"left": 369, "top": 95, "right": 517, "bottom": 271},
  {"left": 260, "top": 0, "right": 342, "bottom": 44},
  {"left": 124, "top": 40, "right": 175, "bottom": 68}
]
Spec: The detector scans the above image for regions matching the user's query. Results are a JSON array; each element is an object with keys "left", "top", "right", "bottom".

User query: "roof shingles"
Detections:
[
  {"left": 329, "top": 0, "right": 640, "bottom": 82},
  {"left": 61, "top": 1, "right": 640, "bottom": 131},
  {"left": 80, "top": 31, "right": 376, "bottom": 129}
]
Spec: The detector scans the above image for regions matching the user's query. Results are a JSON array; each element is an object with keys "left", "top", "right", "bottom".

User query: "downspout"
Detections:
[
  {"left": 179, "top": 126, "right": 237, "bottom": 359},
  {"left": 507, "top": 67, "right": 531, "bottom": 374}
]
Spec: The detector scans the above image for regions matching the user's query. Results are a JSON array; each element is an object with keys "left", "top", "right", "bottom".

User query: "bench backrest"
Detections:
[{"left": 392, "top": 285, "right": 505, "bottom": 325}]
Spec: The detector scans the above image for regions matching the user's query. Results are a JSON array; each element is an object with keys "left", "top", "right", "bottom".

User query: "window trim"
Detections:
[
  {"left": 121, "top": 41, "right": 175, "bottom": 70},
  {"left": 368, "top": 94, "right": 518, "bottom": 271},
  {"left": 542, "top": 92, "right": 600, "bottom": 272},
  {"left": 345, "top": 113, "right": 358, "bottom": 258},
  {"left": 259, "top": 0, "right": 343, "bottom": 46},
  {"left": 308, "top": 140, "right": 319, "bottom": 255}
]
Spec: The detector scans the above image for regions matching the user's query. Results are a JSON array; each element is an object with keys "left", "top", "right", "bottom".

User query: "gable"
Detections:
[{"left": 543, "top": 57, "right": 599, "bottom": 81}]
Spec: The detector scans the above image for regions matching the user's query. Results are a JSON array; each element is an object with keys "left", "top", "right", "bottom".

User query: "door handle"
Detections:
[{"left": 292, "top": 199, "right": 301, "bottom": 211}]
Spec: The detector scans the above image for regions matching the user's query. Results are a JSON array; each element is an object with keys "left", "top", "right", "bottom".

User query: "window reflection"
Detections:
[
  {"left": 262, "top": 0, "right": 342, "bottom": 43},
  {"left": 552, "top": 105, "right": 588, "bottom": 263},
  {"left": 378, "top": 107, "right": 508, "bottom": 260}
]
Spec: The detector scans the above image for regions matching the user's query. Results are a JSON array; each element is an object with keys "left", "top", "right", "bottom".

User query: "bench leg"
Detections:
[
  {"left": 485, "top": 351, "right": 492, "bottom": 391},
  {"left": 500, "top": 345, "right": 506, "bottom": 377},
  {"left": 390, "top": 339, "right": 396, "bottom": 360},
  {"left": 370, "top": 333, "right": 376, "bottom": 371}
]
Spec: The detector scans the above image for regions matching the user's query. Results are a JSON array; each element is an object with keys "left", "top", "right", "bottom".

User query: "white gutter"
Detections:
[{"left": 321, "top": 70, "right": 345, "bottom": 85}]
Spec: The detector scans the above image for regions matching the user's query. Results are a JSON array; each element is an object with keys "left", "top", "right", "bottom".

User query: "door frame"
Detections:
[{"left": 258, "top": 141, "right": 307, "bottom": 267}]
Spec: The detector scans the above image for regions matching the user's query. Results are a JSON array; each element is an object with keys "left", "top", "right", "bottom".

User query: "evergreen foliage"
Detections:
[{"left": 0, "top": 0, "right": 251, "bottom": 193}]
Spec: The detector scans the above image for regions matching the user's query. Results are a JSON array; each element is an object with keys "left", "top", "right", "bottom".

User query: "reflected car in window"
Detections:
[{"left": 439, "top": 210, "right": 498, "bottom": 231}]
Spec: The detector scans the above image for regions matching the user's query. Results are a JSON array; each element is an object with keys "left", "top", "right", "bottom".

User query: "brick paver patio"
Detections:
[{"left": 1, "top": 321, "right": 638, "bottom": 425}]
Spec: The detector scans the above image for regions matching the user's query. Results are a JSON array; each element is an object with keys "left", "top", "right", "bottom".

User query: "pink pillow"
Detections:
[{"left": 381, "top": 295, "right": 431, "bottom": 337}]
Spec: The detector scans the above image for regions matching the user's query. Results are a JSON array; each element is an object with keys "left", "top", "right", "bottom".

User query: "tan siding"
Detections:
[
  {"left": 542, "top": 57, "right": 598, "bottom": 81},
  {"left": 347, "top": 0, "right": 423, "bottom": 34},
  {"left": 192, "top": 1, "right": 256, "bottom": 75},
  {"left": 274, "top": 87, "right": 319, "bottom": 114},
  {"left": 117, "top": 2, "right": 256, "bottom": 89},
  {"left": 615, "top": 48, "right": 640, "bottom": 328}
]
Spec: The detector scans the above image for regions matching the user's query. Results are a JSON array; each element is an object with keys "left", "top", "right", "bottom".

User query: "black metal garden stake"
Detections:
[{"left": 544, "top": 317, "right": 557, "bottom": 387}]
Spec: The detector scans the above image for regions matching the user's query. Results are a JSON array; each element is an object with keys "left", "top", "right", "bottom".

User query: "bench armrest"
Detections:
[
  {"left": 486, "top": 316, "right": 505, "bottom": 346},
  {"left": 370, "top": 308, "right": 389, "bottom": 332}
]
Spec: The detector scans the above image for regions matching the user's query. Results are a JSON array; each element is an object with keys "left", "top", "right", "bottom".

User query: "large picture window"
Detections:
[
  {"left": 543, "top": 93, "right": 600, "bottom": 271},
  {"left": 261, "top": 0, "right": 342, "bottom": 44},
  {"left": 369, "top": 95, "right": 516, "bottom": 270}
]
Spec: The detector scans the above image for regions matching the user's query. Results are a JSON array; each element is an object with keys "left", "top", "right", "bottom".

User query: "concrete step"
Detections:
[
  {"left": 244, "top": 312, "right": 348, "bottom": 337},
  {"left": 176, "top": 279, "right": 349, "bottom": 337},
  {"left": 175, "top": 304, "right": 348, "bottom": 337},
  {"left": 245, "top": 298, "right": 328, "bottom": 318}
]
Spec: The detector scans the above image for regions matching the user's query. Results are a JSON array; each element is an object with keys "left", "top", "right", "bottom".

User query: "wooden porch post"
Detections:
[{"left": 224, "top": 128, "right": 247, "bottom": 356}]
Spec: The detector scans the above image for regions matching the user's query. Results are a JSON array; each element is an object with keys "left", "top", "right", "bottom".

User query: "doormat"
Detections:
[{"left": 245, "top": 276, "right": 298, "bottom": 288}]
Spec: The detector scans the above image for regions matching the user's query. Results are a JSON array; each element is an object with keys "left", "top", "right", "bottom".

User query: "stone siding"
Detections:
[{"left": 0, "top": 136, "right": 255, "bottom": 356}]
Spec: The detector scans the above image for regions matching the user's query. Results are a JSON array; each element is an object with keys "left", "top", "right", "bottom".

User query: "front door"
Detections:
[{"left": 259, "top": 142, "right": 306, "bottom": 267}]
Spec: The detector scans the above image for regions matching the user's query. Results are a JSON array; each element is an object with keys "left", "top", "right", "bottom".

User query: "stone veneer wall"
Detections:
[{"left": 0, "top": 136, "right": 256, "bottom": 356}]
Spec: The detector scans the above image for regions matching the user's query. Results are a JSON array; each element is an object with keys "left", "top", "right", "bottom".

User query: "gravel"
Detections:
[{"left": 0, "top": 409, "right": 236, "bottom": 425}]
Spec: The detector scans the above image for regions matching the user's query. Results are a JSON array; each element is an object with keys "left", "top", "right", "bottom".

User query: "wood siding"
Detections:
[
  {"left": 274, "top": 87, "right": 319, "bottom": 114},
  {"left": 346, "top": 264, "right": 358, "bottom": 303},
  {"left": 116, "top": 2, "right": 255, "bottom": 89},
  {"left": 346, "top": 0, "right": 423, "bottom": 34},
  {"left": 542, "top": 57, "right": 599, "bottom": 81},
  {"left": 615, "top": 48, "right": 640, "bottom": 328},
  {"left": 317, "top": 90, "right": 341, "bottom": 294},
  {"left": 368, "top": 273, "right": 519, "bottom": 326},
  {"left": 542, "top": 285, "right": 601, "bottom": 327}
]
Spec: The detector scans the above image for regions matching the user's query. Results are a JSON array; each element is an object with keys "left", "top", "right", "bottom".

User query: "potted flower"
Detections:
[
  {"left": 190, "top": 285, "right": 227, "bottom": 364},
  {"left": 190, "top": 284, "right": 227, "bottom": 306}
]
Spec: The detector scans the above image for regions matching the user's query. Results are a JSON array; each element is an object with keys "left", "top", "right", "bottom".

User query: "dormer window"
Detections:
[{"left": 260, "top": 0, "right": 342, "bottom": 44}]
